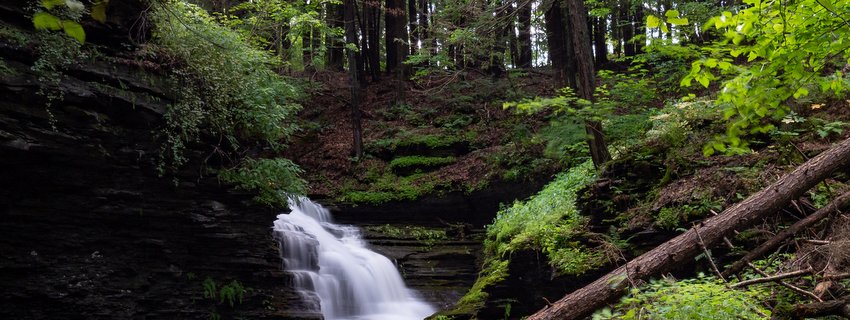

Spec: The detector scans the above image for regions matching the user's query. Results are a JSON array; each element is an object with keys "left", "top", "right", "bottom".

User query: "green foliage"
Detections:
[
  {"left": 594, "top": 275, "right": 770, "bottom": 319},
  {"left": 369, "top": 132, "right": 464, "bottom": 153},
  {"left": 389, "top": 156, "right": 456, "bottom": 171},
  {"left": 222, "top": 0, "right": 342, "bottom": 71},
  {"left": 31, "top": 31, "right": 82, "bottom": 129},
  {"left": 218, "top": 280, "right": 246, "bottom": 307},
  {"left": 201, "top": 277, "right": 246, "bottom": 309},
  {"left": 0, "top": 24, "right": 29, "bottom": 46},
  {"left": 151, "top": 1, "right": 302, "bottom": 174},
  {"left": 682, "top": 0, "right": 850, "bottom": 155},
  {"left": 219, "top": 158, "right": 306, "bottom": 208},
  {"left": 655, "top": 197, "right": 722, "bottom": 229},
  {"left": 646, "top": 10, "right": 690, "bottom": 34},
  {"left": 340, "top": 170, "right": 446, "bottom": 205},
  {"left": 487, "top": 161, "right": 601, "bottom": 273},
  {"left": 365, "top": 224, "right": 448, "bottom": 248}
]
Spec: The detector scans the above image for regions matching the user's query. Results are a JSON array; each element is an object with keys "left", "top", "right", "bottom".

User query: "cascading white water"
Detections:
[{"left": 273, "top": 197, "right": 435, "bottom": 320}]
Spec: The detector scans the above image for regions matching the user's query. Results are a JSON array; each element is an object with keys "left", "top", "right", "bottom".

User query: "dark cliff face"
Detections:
[{"left": 0, "top": 3, "right": 321, "bottom": 319}]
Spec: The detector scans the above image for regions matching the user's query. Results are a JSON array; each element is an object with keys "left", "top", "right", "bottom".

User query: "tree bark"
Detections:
[
  {"left": 565, "top": 0, "right": 610, "bottom": 167},
  {"left": 408, "top": 0, "right": 419, "bottom": 55},
  {"left": 326, "top": 1, "right": 346, "bottom": 71},
  {"left": 517, "top": 0, "right": 533, "bottom": 68},
  {"left": 344, "top": 0, "right": 364, "bottom": 158},
  {"left": 593, "top": 17, "right": 608, "bottom": 67},
  {"left": 526, "top": 136, "right": 850, "bottom": 320},
  {"left": 723, "top": 190, "right": 850, "bottom": 277},
  {"left": 385, "top": 0, "right": 409, "bottom": 73},
  {"left": 792, "top": 297, "right": 850, "bottom": 319},
  {"left": 544, "top": 0, "right": 574, "bottom": 88},
  {"left": 620, "top": 0, "right": 635, "bottom": 57}
]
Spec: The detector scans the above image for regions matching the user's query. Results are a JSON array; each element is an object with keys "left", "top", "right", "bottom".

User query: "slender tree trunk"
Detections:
[
  {"left": 621, "top": 0, "right": 635, "bottom": 57},
  {"left": 408, "top": 0, "right": 419, "bottom": 55},
  {"left": 611, "top": 8, "right": 621, "bottom": 57},
  {"left": 385, "top": 0, "right": 409, "bottom": 73},
  {"left": 566, "top": 0, "right": 610, "bottom": 167},
  {"left": 517, "top": 1, "right": 533, "bottom": 68},
  {"left": 508, "top": 2, "right": 519, "bottom": 68},
  {"left": 326, "top": 2, "right": 346, "bottom": 70},
  {"left": 527, "top": 137, "right": 850, "bottom": 320},
  {"left": 344, "top": 0, "right": 364, "bottom": 158},
  {"left": 634, "top": 2, "right": 645, "bottom": 54},
  {"left": 545, "top": 0, "right": 568, "bottom": 87},
  {"left": 364, "top": 1, "right": 381, "bottom": 81},
  {"left": 593, "top": 17, "right": 608, "bottom": 67},
  {"left": 419, "top": 0, "right": 430, "bottom": 52}
]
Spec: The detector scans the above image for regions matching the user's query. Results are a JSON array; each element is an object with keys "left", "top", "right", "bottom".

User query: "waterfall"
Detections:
[{"left": 273, "top": 197, "right": 435, "bottom": 320}]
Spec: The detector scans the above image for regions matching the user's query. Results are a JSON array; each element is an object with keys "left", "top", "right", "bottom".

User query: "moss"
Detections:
[
  {"left": 339, "top": 171, "right": 447, "bottom": 205},
  {"left": 364, "top": 224, "right": 447, "bottom": 247},
  {"left": 390, "top": 156, "right": 455, "bottom": 170}
]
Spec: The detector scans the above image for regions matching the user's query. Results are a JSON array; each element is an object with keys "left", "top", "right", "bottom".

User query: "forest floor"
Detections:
[{"left": 284, "top": 69, "right": 562, "bottom": 204}]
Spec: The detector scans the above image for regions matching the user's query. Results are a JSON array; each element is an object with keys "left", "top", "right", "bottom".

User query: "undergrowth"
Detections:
[
  {"left": 151, "top": 1, "right": 302, "bottom": 180},
  {"left": 593, "top": 275, "right": 770, "bottom": 319},
  {"left": 451, "top": 161, "right": 601, "bottom": 313}
]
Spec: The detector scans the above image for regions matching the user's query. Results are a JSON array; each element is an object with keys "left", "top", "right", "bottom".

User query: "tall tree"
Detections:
[
  {"left": 344, "top": 0, "right": 364, "bottom": 158},
  {"left": 516, "top": 0, "right": 533, "bottom": 68},
  {"left": 566, "top": 0, "right": 610, "bottom": 167},
  {"left": 326, "top": 1, "right": 346, "bottom": 70},
  {"left": 544, "top": 0, "right": 576, "bottom": 88},
  {"left": 592, "top": 17, "right": 607, "bottom": 66},
  {"left": 385, "top": 0, "right": 410, "bottom": 73}
]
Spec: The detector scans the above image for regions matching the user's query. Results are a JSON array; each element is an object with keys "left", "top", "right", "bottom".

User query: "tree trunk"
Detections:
[
  {"left": 792, "top": 298, "right": 850, "bottom": 319},
  {"left": 419, "top": 0, "right": 429, "bottom": 54},
  {"left": 517, "top": 1, "right": 533, "bottom": 68},
  {"left": 634, "top": 2, "right": 645, "bottom": 54},
  {"left": 544, "top": 0, "right": 574, "bottom": 88},
  {"left": 526, "top": 136, "right": 850, "bottom": 320},
  {"left": 593, "top": 17, "right": 607, "bottom": 67},
  {"left": 385, "top": 0, "right": 409, "bottom": 73},
  {"left": 408, "top": 0, "right": 419, "bottom": 55},
  {"left": 344, "top": 0, "right": 364, "bottom": 158},
  {"left": 566, "top": 0, "right": 610, "bottom": 167},
  {"left": 620, "top": 0, "right": 635, "bottom": 57},
  {"left": 326, "top": 2, "right": 346, "bottom": 70},
  {"left": 364, "top": 1, "right": 381, "bottom": 82}
]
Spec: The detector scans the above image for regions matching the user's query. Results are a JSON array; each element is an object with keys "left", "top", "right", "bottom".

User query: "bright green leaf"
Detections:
[
  {"left": 62, "top": 20, "right": 85, "bottom": 43},
  {"left": 793, "top": 87, "right": 809, "bottom": 99},
  {"left": 665, "top": 10, "right": 681, "bottom": 19},
  {"left": 668, "top": 17, "right": 689, "bottom": 25},
  {"left": 816, "top": 0, "right": 836, "bottom": 12},
  {"left": 647, "top": 15, "right": 661, "bottom": 29},
  {"left": 33, "top": 12, "right": 62, "bottom": 31},
  {"left": 661, "top": 23, "right": 669, "bottom": 33},
  {"left": 698, "top": 76, "right": 710, "bottom": 88}
]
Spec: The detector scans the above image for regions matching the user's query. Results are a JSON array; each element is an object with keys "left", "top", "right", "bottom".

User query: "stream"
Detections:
[{"left": 273, "top": 197, "right": 435, "bottom": 320}]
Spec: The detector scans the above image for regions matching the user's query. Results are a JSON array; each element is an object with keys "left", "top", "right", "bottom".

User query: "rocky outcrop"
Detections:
[
  {"left": 361, "top": 225, "right": 484, "bottom": 310},
  {"left": 0, "top": 4, "right": 321, "bottom": 319}
]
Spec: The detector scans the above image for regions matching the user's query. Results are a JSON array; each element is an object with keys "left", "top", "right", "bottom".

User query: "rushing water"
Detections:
[{"left": 273, "top": 197, "right": 435, "bottom": 320}]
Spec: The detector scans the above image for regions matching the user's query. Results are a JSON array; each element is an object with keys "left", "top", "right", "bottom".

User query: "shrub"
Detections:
[
  {"left": 219, "top": 158, "right": 306, "bottom": 207},
  {"left": 593, "top": 275, "right": 770, "bottom": 319},
  {"left": 151, "top": 1, "right": 302, "bottom": 174}
]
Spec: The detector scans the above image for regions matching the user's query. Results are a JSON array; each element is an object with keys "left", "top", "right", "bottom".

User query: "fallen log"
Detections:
[
  {"left": 526, "top": 137, "right": 850, "bottom": 320},
  {"left": 723, "top": 190, "right": 850, "bottom": 277},
  {"left": 792, "top": 297, "right": 850, "bottom": 319}
]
